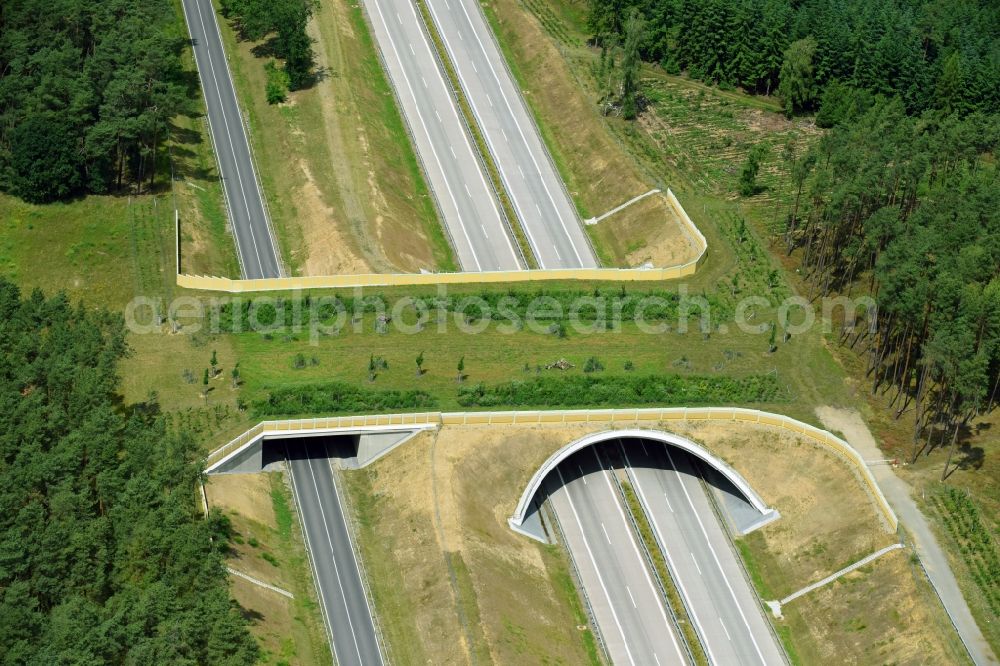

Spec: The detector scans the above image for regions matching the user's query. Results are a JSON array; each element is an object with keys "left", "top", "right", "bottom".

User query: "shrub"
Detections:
[
  {"left": 253, "top": 381, "right": 437, "bottom": 416},
  {"left": 456, "top": 373, "right": 786, "bottom": 408},
  {"left": 583, "top": 357, "right": 605, "bottom": 373},
  {"left": 265, "top": 60, "right": 289, "bottom": 105}
]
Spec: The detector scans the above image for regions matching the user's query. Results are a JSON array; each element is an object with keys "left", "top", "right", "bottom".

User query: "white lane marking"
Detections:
[
  {"left": 554, "top": 466, "right": 637, "bottom": 665},
  {"left": 187, "top": 0, "right": 265, "bottom": 276},
  {"left": 445, "top": 0, "right": 590, "bottom": 266},
  {"left": 304, "top": 454, "right": 366, "bottom": 665},
  {"left": 664, "top": 492, "right": 674, "bottom": 513},
  {"left": 486, "top": 93, "right": 493, "bottom": 107},
  {"left": 600, "top": 522, "right": 611, "bottom": 545},
  {"left": 501, "top": 128, "right": 508, "bottom": 143},
  {"left": 401, "top": 0, "right": 521, "bottom": 270},
  {"left": 422, "top": 76, "right": 428, "bottom": 89},
  {"left": 450, "top": 145, "right": 457, "bottom": 159},
  {"left": 408, "top": 42, "right": 415, "bottom": 56},
  {"left": 593, "top": 449, "right": 686, "bottom": 664},
  {"left": 321, "top": 442, "right": 386, "bottom": 666},
  {"left": 518, "top": 165, "right": 525, "bottom": 179},
  {"left": 653, "top": 654, "right": 662, "bottom": 666},
  {"left": 691, "top": 553, "right": 702, "bottom": 575},
  {"left": 619, "top": 440, "right": 718, "bottom": 666},
  {"left": 472, "top": 60, "right": 478, "bottom": 73},
  {"left": 720, "top": 618, "right": 732, "bottom": 641},
  {"left": 626, "top": 586, "right": 637, "bottom": 609},
  {"left": 200, "top": 0, "right": 282, "bottom": 276},
  {"left": 579, "top": 465, "right": 587, "bottom": 484},
  {"left": 554, "top": 246, "right": 561, "bottom": 260},
  {"left": 396, "top": 11, "right": 402, "bottom": 23},
  {"left": 464, "top": 183, "right": 472, "bottom": 198},
  {"left": 481, "top": 224, "right": 489, "bottom": 238},
  {"left": 282, "top": 448, "right": 343, "bottom": 665},
  {"left": 422, "top": 0, "right": 544, "bottom": 268},
  {"left": 435, "top": 109, "right": 442, "bottom": 122},
  {"left": 369, "top": 0, "right": 483, "bottom": 271},
  {"left": 664, "top": 447, "right": 770, "bottom": 664}
]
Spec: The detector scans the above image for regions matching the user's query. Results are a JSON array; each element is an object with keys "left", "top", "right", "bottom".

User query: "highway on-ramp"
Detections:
[
  {"left": 424, "top": 0, "right": 598, "bottom": 269},
  {"left": 362, "top": 0, "right": 523, "bottom": 272},
  {"left": 180, "top": 0, "right": 282, "bottom": 279},
  {"left": 618, "top": 438, "right": 785, "bottom": 666},
  {"left": 285, "top": 441, "right": 384, "bottom": 666},
  {"left": 547, "top": 448, "right": 688, "bottom": 665}
]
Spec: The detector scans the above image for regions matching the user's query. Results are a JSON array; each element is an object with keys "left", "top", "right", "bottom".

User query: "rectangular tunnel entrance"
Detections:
[{"left": 207, "top": 427, "right": 422, "bottom": 475}]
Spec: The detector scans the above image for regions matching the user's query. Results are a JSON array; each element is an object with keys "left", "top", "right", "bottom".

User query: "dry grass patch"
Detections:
[
  {"left": 207, "top": 473, "right": 332, "bottom": 665},
  {"left": 776, "top": 548, "right": 970, "bottom": 665},
  {"left": 677, "top": 423, "right": 895, "bottom": 592},
  {"left": 588, "top": 192, "right": 698, "bottom": 268},
  {"left": 665, "top": 421, "right": 966, "bottom": 665},
  {"left": 343, "top": 425, "right": 602, "bottom": 664},
  {"left": 340, "top": 419, "right": 965, "bottom": 664},
  {"left": 343, "top": 431, "right": 467, "bottom": 664},
  {"left": 213, "top": 0, "right": 455, "bottom": 275}
]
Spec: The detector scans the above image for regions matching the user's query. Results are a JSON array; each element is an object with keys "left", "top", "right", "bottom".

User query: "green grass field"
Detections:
[{"left": 0, "top": 193, "right": 175, "bottom": 308}]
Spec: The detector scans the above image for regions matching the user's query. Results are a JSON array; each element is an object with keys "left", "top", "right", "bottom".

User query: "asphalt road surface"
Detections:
[
  {"left": 362, "top": 0, "right": 522, "bottom": 272},
  {"left": 285, "top": 441, "right": 383, "bottom": 666},
  {"left": 547, "top": 448, "right": 688, "bottom": 665},
  {"left": 180, "top": 0, "right": 282, "bottom": 279},
  {"left": 424, "top": 0, "right": 598, "bottom": 269},
  {"left": 618, "top": 438, "right": 785, "bottom": 666}
]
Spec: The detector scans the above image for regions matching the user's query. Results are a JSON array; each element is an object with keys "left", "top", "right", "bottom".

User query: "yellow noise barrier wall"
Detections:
[
  {"left": 207, "top": 407, "right": 898, "bottom": 531},
  {"left": 178, "top": 190, "right": 707, "bottom": 292}
]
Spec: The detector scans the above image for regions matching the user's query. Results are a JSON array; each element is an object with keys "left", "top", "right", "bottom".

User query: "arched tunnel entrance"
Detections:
[
  {"left": 514, "top": 431, "right": 786, "bottom": 664},
  {"left": 509, "top": 429, "right": 779, "bottom": 542}
]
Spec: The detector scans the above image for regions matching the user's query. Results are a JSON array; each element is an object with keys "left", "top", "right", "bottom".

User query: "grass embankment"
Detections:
[
  {"left": 620, "top": 480, "right": 708, "bottom": 665},
  {"left": 688, "top": 424, "right": 970, "bottom": 665},
  {"left": 339, "top": 426, "right": 604, "bottom": 663},
  {"left": 337, "top": 420, "right": 968, "bottom": 664},
  {"left": 210, "top": 0, "right": 455, "bottom": 275},
  {"left": 481, "top": 0, "right": 817, "bottom": 266},
  {"left": 479, "top": 0, "right": 695, "bottom": 268},
  {"left": 205, "top": 473, "right": 332, "bottom": 665}
]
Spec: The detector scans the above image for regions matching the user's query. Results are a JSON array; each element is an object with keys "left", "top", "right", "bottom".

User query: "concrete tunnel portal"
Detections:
[
  {"left": 509, "top": 429, "right": 780, "bottom": 541},
  {"left": 205, "top": 426, "right": 430, "bottom": 475}
]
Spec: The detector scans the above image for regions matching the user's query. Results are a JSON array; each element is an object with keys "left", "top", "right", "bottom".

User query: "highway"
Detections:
[
  {"left": 284, "top": 440, "right": 384, "bottom": 666},
  {"left": 618, "top": 438, "right": 785, "bottom": 666},
  {"left": 361, "top": 0, "right": 523, "bottom": 272},
  {"left": 423, "top": 0, "right": 598, "bottom": 269},
  {"left": 180, "top": 0, "right": 282, "bottom": 279},
  {"left": 547, "top": 448, "right": 688, "bottom": 665}
]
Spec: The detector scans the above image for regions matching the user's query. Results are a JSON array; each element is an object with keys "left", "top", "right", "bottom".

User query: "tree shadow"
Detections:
[
  {"left": 250, "top": 37, "right": 281, "bottom": 60},
  {"left": 954, "top": 444, "right": 985, "bottom": 472},
  {"left": 236, "top": 603, "right": 265, "bottom": 623}
]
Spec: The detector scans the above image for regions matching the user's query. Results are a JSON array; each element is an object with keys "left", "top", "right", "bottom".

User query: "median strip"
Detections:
[
  {"left": 619, "top": 479, "right": 709, "bottom": 666},
  {"left": 413, "top": 0, "right": 538, "bottom": 269}
]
